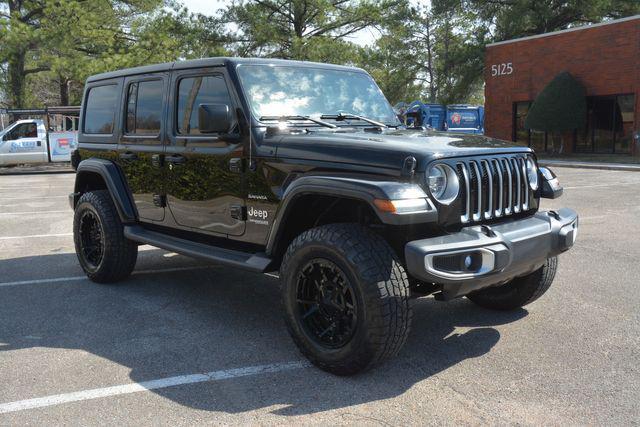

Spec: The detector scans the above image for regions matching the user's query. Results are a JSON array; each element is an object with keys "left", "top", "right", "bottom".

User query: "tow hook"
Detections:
[
  {"left": 480, "top": 225, "right": 496, "bottom": 238},
  {"left": 548, "top": 210, "right": 560, "bottom": 220}
]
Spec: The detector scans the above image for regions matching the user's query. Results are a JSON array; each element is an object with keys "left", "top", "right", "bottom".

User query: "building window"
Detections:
[
  {"left": 517, "top": 94, "right": 635, "bottom": 154},
  {"left": 575, "top": 94, "right": 635, "bottom": 154},
  {"left": 513, "top": 101, "right": 530, "bottom": 145},
  {"left": 615, "top": 94, "right": 635, "bottom": 154},
  {"left": 513, "top": 101, "right": 548, "bottom": 152}
]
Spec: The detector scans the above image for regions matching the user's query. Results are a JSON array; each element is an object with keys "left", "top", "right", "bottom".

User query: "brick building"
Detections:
[{"left": 484, "top": 15, "right": 639, "bottom": 156}]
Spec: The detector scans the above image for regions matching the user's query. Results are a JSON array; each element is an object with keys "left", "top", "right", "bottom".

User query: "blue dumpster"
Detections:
[
  {"left": 404, "top": 101, "right": 447, "bottom": 130},
  {"left": 445, "top": 105, "right": 484, "bottom": 134}
]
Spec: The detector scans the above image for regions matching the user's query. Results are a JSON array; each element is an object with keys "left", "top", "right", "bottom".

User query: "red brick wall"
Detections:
[{"left": 484, "top": 17, "right": 640, "bottom": 153}]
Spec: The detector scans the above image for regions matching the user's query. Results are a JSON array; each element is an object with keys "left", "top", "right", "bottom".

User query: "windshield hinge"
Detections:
[{"left": 401, "top": 156, "right": 417, "bottom": 178}]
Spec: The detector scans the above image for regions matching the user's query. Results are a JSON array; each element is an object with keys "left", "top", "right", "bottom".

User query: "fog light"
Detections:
[{"left": 464, "top": 255, "right": 473, "bottom": 269}]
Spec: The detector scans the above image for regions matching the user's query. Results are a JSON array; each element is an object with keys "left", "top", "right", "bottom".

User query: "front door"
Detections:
[
  {"left": 165, "top": 69, "right": 245, "bottom": 237},
  {"left": 0, "top": 121, "right": 47, "bottom": 165},
  {"left": 117, "top": 75, "right": 167, "bottom": 222}
]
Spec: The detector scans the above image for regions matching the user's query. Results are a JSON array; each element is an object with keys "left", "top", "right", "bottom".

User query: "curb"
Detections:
[
  {"left": 0, "top": 167, "right": 75, "bottom": 176},
  {"left": 539, "top": 160, "right": 640, "bottom": 172}
]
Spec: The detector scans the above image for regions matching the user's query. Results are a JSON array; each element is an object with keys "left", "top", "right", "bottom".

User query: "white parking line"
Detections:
[
  {"left": 0, "top": 361, "right": 309, "bottom": 414},
  {"left": 0, "top": 265, "right": 215, "bottom": 288},
  {"left": 564, "top": 182, "right": 640, "bottom": 190},
  {"left": 0, "top": 186, "right": 72, "bottom": 190},
  {"left": 0, "top": 210, "right": 69, "bottom": 216},
  {"left": 0, "top": 233, "right": 73, "bottom": 240},
  {"left": 0, "top": 195, "right": 67, "bottom": 200}
]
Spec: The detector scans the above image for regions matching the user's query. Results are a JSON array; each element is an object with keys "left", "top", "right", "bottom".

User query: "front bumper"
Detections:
[{"left": 405, "top": 208, "right": 578, "bottom": 300}]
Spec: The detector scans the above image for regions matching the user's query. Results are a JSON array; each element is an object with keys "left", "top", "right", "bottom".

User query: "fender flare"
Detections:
[
  {"left": 265, "top": 175, "right": 436, "bottom": 256},
  {"left": 72, "top": 158, "right": 138, "bottom": 223}
]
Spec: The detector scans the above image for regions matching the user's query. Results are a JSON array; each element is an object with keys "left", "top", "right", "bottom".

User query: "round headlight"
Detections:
[
  {"left": 526, "top": 157, "right": 539, "bottom": 190},
  {"left": 427, "top": 164, "right": 459, "bottom": 204}
]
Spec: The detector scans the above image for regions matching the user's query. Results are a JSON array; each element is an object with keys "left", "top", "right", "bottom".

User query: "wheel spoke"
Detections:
[
  {"left": 295, "top": 258, "right": 358, "bottom": 349},
  {"left": 302, "top": 305, "right": 319, "bottom": 320},
  {"left": 79, "top": 210, "right": 104, "bottom": 268},
  {"left": 318, "top": 322, "right": 335, "bottom": 338}
]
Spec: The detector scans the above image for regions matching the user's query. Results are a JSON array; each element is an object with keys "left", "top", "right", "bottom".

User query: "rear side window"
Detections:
[
  {"left": 84, "top": 85, "right": 118, "bottom": 134},
  {"left": 177, "top": 75, "right": 232, "bottom": 135},
  {"left": 125, "top": 80, "right": 164, "bottom": 135}
]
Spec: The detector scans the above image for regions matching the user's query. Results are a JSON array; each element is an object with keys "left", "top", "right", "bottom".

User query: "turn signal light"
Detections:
[
  {"left": 373, "top": 199, "right": 396, "bottom": 212},
  {"left": 373, "top": 198, "right": 428, "bottom": 214}
]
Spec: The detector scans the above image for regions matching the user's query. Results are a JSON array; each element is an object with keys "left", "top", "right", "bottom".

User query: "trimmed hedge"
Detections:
[{"left": 525, "top": 72, "right": 587, "bottom": 132}]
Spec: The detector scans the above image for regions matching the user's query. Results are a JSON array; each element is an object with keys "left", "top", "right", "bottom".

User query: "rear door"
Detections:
[
  {"left": 117, "top": 75, "right": 168, "bottom": 222},
  {"left": 165, "top": 68, "right": 245, "bottom": 236}
]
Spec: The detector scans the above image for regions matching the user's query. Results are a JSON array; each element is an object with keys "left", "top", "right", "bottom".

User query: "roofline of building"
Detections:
[{"left": 486, "top": 14, "right": 640, "bottom": 48}]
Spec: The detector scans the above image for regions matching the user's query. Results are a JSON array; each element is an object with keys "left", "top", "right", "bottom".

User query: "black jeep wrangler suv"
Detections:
[{"left": 70, "top": 58, "right": 578, "bottom": 375}]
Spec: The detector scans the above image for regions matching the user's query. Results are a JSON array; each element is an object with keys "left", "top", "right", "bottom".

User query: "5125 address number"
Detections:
[{"left": 491, "top": 63, "right": 513, "bottom": 77}]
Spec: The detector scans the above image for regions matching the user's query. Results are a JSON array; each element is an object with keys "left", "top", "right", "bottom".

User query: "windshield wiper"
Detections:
[
  {"left": 259, "top": 115, "right": 337, "bottom": 129},
  {"left": 320, "top": 113, "right": 388, "bottom": 128}
]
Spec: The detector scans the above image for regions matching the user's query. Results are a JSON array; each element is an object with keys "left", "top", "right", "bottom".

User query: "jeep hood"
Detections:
[{"left": 271, "top": 128, "right": 531, "bottom": 172}]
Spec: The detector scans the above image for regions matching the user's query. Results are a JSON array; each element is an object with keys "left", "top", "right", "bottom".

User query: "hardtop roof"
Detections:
[{"left": 86, "top": 57, "right": 366, "bottom": 83}]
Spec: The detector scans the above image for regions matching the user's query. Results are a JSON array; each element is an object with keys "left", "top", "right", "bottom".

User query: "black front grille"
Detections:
[{"left": 456, "top": 155, "right": 532, "bottom": 224}]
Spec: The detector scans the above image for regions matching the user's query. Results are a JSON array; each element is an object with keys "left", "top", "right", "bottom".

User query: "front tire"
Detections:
[
  {"left": 280, "top": 224, "right": 412, "bottom": 375},
  {"left": 467, "top": 257, "right": 558, "bottom": 311},
  {"left": 73, "top": 190, "right": 138, "bottom": 283}
]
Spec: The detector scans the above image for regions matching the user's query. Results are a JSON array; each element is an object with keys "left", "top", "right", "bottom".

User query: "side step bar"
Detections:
[{"left": 124, "top": 225, "right": 273, "bottom": 273}]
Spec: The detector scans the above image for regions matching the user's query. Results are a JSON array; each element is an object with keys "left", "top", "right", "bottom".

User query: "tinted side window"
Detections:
[
  {"left": 84, "top": 85, "right": 118, "bottom": 134},
  {"left": 177, "top": 75, "right": 232, "bottom": 135},
  {"left": 9, "top": 123, "right": 37, "bottom": 139},
  {"left": 125, "top": 80, "right": 163, "bottom": 135}
]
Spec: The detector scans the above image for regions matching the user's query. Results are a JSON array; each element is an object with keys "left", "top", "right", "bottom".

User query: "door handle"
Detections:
[
  {"left": 229, "top": 157, "right": 243, "bottom": 173},
  {"left": 119, "top": 152, "right": 138, "bottom": 161},
  {"left": 166, "top": 155, "right": 186, "bottom": 165}
]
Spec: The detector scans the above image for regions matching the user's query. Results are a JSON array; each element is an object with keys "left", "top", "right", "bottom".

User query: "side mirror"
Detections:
[
  {"left": 198, "top": 104, "right": 232, "bottom": 134},
  {"left": 539, "top": 167, "right": 563, "bottom": 199}
]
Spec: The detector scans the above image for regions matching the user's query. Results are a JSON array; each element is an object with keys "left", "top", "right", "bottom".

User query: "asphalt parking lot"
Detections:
[{"left": 0, "top": 167, "right": 638, "bottom": 425}]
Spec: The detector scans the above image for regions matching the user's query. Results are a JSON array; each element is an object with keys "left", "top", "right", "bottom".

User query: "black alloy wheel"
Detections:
[
  {"left": 280, "top": 223, "right": 412, "bottom": 375},
  {"left": 295, "top": 259, "right": 358, "bottom": 349},
  {"left": 73, "top": 190, "right": 138, "bottom": 283},
  {"left": 79, "top": 209, "right": 105, "bottom": 270}
]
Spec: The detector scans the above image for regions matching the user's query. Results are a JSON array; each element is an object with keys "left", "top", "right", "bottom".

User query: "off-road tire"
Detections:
[
  {"left": 73, "top": 190, "right": 138, "bottom": 283},
  {"left": 467, "top": 257, "right": 558, "bottom": 311},
  {"left": 280, "top": 223, "right": 412, "bottom": 376}
]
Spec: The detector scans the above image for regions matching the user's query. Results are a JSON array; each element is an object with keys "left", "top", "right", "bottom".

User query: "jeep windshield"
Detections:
[{"left": 236, "top": 65, "right": 400, "bottom": 127}]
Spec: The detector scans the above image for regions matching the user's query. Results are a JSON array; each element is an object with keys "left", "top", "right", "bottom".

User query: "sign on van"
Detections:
[{"left": 49, "top": 131, "right": 78, "bottom": 162}]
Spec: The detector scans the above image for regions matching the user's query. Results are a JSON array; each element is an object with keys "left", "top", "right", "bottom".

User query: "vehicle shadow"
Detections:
[{"left": 0, "top": 250, "right": 526, "bottom": 416}]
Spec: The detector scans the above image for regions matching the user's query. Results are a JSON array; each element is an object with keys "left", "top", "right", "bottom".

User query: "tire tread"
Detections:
[
  {"left": 467, "top": 257, "right": 557, "bottom": 311},
  {"left": 280, "top": 223, "right": 412, "bottom": 375},
  {"left": 73, "top": 190, "right": 137, "bottom": 283}
]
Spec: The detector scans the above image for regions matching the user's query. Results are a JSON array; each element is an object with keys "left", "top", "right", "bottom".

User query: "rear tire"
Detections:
[
  {"left": 73, "top": 190, "right": 138, "bottom": 283},
  {"left": 280, "top": 223, "right": 412, "bottom": 375},
  {"left": 467, "top": 257, "right": 557, "bottom": 311}
]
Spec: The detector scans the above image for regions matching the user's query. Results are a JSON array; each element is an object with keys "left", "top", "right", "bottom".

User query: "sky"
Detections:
[
  {"left": 181, "top": 0, "right": 228, "bottom": 15},
  {"left": 179, "top": 0, "right": 379, "bottom": 46}
]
